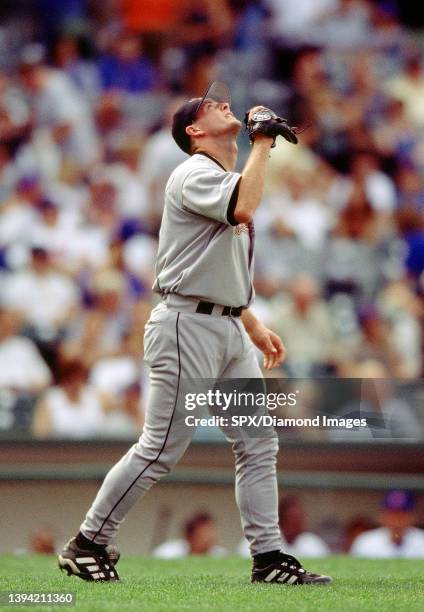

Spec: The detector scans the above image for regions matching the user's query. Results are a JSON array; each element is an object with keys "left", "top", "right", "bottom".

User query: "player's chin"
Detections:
[{"left": 228, "top": 119, "right": 242, "bottom": 135}]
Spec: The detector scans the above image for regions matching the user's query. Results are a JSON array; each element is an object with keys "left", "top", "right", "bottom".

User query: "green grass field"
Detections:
[{"left": 0, "top": 555, "right": 423, "bottom": 611}]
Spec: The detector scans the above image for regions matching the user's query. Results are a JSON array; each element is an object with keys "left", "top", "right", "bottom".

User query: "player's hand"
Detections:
[{"left": 248, "top": 325, "right": 286, "bottom": 370}]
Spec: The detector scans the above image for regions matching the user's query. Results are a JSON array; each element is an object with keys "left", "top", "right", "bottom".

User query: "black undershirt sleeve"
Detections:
[{"left": 227, "top": 177, "right": 241, "bottom": 226}]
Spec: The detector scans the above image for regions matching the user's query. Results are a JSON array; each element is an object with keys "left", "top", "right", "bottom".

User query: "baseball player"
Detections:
[{"left": 58, "top": 82, "right": 332, "bottom": 585}]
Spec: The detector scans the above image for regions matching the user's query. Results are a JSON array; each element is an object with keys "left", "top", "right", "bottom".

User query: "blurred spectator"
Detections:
[
  {"left": 60, "top": 268, "right": 130, "bottom": 368},
  {"left": 278, "top": 495, "right": 330, "bottom": 556},
  {"left": 238, "top": 495, "right": 330, "bottom": 557},
  {"left": 353, "top": 305, "right": 404, "bottom": 375},
  {"left": 253, "top": 233, "right": 317, "bottom": 299},
  {"left": 265, "top": 0, "right": 338, "bottom": 45},
  {"left": 175, "top": 0, "right": 233, "bottom": 59},
  {"left": 19, "top": 43, "right": 100, "bottom": 168},
  {"left": 105, "top": 138, "right": 149, "bottom": 222},
  {"left": 89, "top": 304, "right": 150, "bottom": 398},
  {"left": 324, "top": 231, "right": 380, "bottom": 303},
  {"left": 231, "top": 0, "right": 271, "bottom": 52},
  {"left": 347, "top": 152, "right": 397, "bottom": 216},
  {"left": 312, "top": 0, "right": 372, "bottom": 49},
  {"left": 38, "top": 177, "right": 115, "bottom": 273},
  {"left": 370, "top": 1, "right": 406, "bottom": 51},
  {"left": 261, "top": 170, "right": 333, "bottom": 250},
  {"left": 0, "top": 70, "right": 29, "bottom": 147},
  {"left": 119, "top": 0, "right": 182, "bottom": 38},
  {"left": 30, "top": 196, "right": 93, "bottom": 274},
  {"left": 270, "top": 275, "right": 336, "bottom": 375},
  {"left": 0, "top": 175, "right": 43, "bottom": 256},
  {"left": 342, "top": 515, "right": 377, "bottom": 553},
  {"left": 96, "top": 382, "right": 144, "bottom": 438},
  {"left": 152, "top": 512, "right": 227, "bottom": 558},
  {"left": 31, "top": 358, "right": 106, "bottom": 439},
  {"left": 85, "top": 177, "right": 120, "bottom": 235},
  {"left": 351, "top": 490, "right": 424, "bottom": 558},
  {"left": 372, "top": 100, "right": 416, "bottom": 165},
  {"left": 385, "top": 54, "right": 424, "bottom": 127},
  {"left": 377, "top": 279, "right": 423, "bottom": 378},
  {"left": 0, "top": 307, "right": 51, "bottom": 393},
  {"left": 396, "top": 207, "right": 424, "bottom": 281},
  {"left": 395, "top": 166, "right": 424, "bottom": 211},
  {"left": 52, "top": 35, "right": 101, "bottom": 102},
  {"left": 122, "top": 233, "right": 158, "bottom": 290},
  {"left": 35, "top": 0, "right": 88, "bottom": 46},
  {"left": 2, "top": 246, "right": 79, "bottom": 341},
  {"left": 98, "top": 31, "right": 159, "bottom": 93},
  {"left": 339, "top": 54, "right": 386, "bottom": 133},
  {"left": 0, "top": 144, "right": 17, "bottom": 201}
]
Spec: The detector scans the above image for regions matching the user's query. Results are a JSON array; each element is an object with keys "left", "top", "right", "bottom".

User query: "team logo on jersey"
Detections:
[{"left": 234, "top": 223, "right": 249, "bottom": 236}]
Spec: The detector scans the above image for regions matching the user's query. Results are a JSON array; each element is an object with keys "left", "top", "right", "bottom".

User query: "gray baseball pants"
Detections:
[{"left": 80, "top": 296, "right": 282, "bottom": 556}]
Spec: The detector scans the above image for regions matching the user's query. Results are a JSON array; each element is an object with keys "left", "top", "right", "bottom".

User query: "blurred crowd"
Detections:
[
  {"left": 0, "top": 0, "right": 424, "bottom": 439},
  {"left": 25, "top": 489, "right": 424, "bottom": 558}
]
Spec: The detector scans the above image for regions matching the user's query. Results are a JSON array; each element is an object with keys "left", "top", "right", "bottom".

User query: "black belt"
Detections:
[{"left": 196, "top": 301, "right": 242, "bottom": 317}]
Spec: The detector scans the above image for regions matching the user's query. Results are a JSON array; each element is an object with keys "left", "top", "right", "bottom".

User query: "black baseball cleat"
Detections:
[
  {"left": 251, "top": 552, "right": 332, "bottom": 585},
  {"left": 58, "top": 537, "right": 120, "bottom": 582}
]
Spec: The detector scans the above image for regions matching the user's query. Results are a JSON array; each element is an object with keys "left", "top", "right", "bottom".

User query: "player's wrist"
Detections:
[
  {"left": 245, "top": 319, "right": 266, "bottom": 336},
  {"left": 252, "top": 135, "right": 273, "bottom": 147}
]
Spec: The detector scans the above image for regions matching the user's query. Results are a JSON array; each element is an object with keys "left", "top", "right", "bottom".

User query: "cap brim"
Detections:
[{"left": 195, "top": 81, "right": 231, "bottom": 114}]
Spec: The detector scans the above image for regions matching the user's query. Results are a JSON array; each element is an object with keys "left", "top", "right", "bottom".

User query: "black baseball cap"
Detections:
[{"left": 172, "top": 81, "right": 231, "bottom": 154}]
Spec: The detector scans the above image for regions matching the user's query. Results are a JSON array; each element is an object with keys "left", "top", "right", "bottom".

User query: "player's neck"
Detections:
[{"left": 194, "top": 139, "right": 238, "bottom": 171}]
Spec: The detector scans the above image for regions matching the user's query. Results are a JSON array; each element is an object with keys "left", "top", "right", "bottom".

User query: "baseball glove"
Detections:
[{"left": 244, "top": 108, "right": 298, "bottom": 147}]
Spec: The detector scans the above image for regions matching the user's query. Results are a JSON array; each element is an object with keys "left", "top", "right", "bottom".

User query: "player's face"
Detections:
[{"left": 193, "top": 99, "right": 241, "bottom": 137}]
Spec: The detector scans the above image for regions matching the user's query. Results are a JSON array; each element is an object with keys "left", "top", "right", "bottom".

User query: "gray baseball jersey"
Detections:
[
  {"left": 153, "top": 152, "right": 255, "bottom": 307},
  {"left": 79, "top": 150, "right": 282, "bottom": 559}
]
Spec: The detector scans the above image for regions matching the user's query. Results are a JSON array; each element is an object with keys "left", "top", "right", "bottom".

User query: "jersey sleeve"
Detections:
[{"left": 181, "top": 167, "right": 241, "bottom": 226}]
